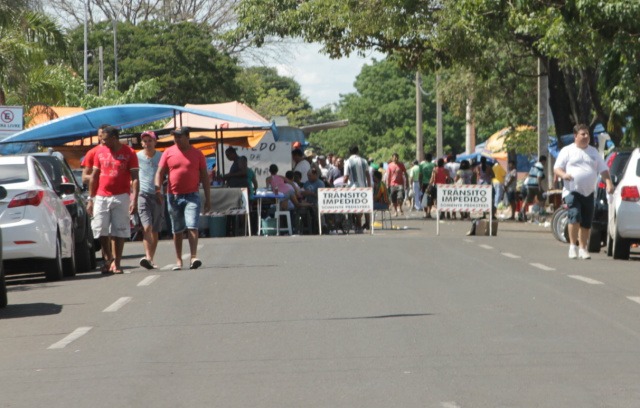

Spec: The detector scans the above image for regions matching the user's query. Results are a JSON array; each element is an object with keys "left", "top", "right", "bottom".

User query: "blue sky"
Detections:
[{"left": 273, "top": 43, "right": 383, "bottom": 109}]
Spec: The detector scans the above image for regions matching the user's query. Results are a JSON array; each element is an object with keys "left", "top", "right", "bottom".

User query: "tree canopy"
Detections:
[{"left": 234, "top": 0, "right": 640, "bottom": 146}]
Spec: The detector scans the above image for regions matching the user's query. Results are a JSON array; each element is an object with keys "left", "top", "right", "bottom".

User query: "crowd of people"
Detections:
[{"left": 84, "top": 125, "right": 596, "bottom": 272}]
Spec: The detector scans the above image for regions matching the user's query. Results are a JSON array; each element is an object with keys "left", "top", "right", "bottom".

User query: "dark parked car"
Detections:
[
  {"left": 0, "top": 186, "right": 7, "bottom": 308},
  {"left": 589, "top": 149, "right": 632, "bottom": 252},
  {"left": 23, "top": 151, "right": 97, "bottom": 272}
]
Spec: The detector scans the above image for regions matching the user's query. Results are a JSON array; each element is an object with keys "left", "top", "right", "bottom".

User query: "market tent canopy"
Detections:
[
  {"left": 161, "top": 102, "right": 270, "bottom": 149},
  {"left": 164, "top": 101, "right": 268, "bottom": 129},
  {"left": 0, "top": 103, "right": 274, "bottom": 147},
  {"left": 26, "top": 105, "right": 85, "bottom": 128}
]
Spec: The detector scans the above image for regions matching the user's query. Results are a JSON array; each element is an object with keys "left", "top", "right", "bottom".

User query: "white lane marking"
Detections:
[
  {"left": 103, "top": 297, "right": 132, "bottom": 312},
  {"left": 48, "top": 327, "right": 92, "bottom": 349},
  {"left": 441, "top": 402, "right": 461, "bottom": 408},
  {"left": 530, "top": 263, "right": 556, "bottom": 271},
  {"left": 627, "top": 297, "right": 640, "bottom": 305},
  {"left": 502, "top": 252, "right": 521, "bottom": 259},
  {"left": 137, "top": 275, "right": 158, "bottom": 286},
  {"left": 479, "top": 244, "right": 493, "bottom": 250},
  {"left": 568, "top": 275, "right": 604, "bottom": 285}
]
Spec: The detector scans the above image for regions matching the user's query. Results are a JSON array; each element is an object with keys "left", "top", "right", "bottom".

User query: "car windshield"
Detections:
[{"left": 0, "top": 164, "right": 29, "bottom": 184}]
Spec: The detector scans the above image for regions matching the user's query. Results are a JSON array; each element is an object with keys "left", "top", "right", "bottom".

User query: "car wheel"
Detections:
[
  {"left": 44, "top": 234, "right": 64, "bottom": 281},
  {"left": 0, "top": 261, "right": 7, "bottom": 308},
  {"left": 62, "top": 230, "right": 76, "bottom": 277},
  {"left": 588, "top": 227, "right": 602, "bottom": 253},
  {"left": 75, "top": 228, "right": 93, "bottom": 273},
  {"left": 89, "top": 241, "right": 97, "bottom": 270},
  {"left": 612, "top": 228, "right": 631, "bottom": 260}
]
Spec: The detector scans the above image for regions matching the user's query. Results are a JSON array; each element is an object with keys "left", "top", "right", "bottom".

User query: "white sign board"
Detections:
[
  {"left": 436, "top": 184, "right": 493, "bottom": 235},
  {"left": 317, "top": 187, "right": 374, "bottom": 235},
  {"left": 0, "top": 106, "right": 24, "bottom": 138},
  {"left": 223, "top": 132, "right": 291, "bottom": 188}
]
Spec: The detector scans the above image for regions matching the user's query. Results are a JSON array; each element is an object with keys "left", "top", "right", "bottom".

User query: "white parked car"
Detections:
[
  {"left": 0, "top": 156, "right": 76, "bottom": 280},
  {"left": 607, "top": 147, "right": 640, "bottom": 259}
]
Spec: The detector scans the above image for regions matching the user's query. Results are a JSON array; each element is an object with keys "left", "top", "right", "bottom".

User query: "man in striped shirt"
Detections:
[
  {"left": 344, "top": 145, "right": 370, "bottom": 188},
  {"left": 344, "top": 145, "right": 371, "bottom": 231}
]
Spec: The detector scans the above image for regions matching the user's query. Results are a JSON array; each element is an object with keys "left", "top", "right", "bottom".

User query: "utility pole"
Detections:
[
  {"left": 98, "top": 46, "right": 104, "bottom": 95},
  {"left": 83, "top": 0, "right": 88, "bottom": 93},
  {"left": 113, "top": 18, "right": 118, "bottom": 88},
  {"left": 465, "top": 97, "right": 475, "bottom": 154},
  {"left": 436, "top": 74, "right": 443, "bottom": 158},
  {"left": 537, "top": 58, "right": 549, "bottom": 188},
  {"left": 415, "top": 71, "right": 424, "bottom": 162}
]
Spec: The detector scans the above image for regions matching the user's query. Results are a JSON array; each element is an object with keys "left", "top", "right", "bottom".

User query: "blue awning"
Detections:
[{"left": 0, "top": 103, "right": 273, "bottom": 147}]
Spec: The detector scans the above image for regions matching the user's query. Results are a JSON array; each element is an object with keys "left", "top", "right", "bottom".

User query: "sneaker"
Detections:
[
  {"left": 578, "top": 248, "right": 591, "bottom": 260},
  {"left": 568, "top": 244, "right": 578, "bottom": 259}
]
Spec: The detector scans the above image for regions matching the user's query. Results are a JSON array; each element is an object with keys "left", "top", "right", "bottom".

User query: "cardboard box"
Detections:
[{"left": 476, "top": 219, "right": 498, "bottom": 236}]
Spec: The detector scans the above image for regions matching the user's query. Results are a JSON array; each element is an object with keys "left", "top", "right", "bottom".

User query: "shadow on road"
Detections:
[{"left": 0, "top": 303, "right": 62, "bottom": 319}]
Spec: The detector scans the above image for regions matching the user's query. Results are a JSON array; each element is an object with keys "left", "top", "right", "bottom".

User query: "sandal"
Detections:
[
  {"left": 190, "top": 259, "right": 202, "bottom": 270},
  {"left": 172, "top": 265, "right": 182, "bottom": 271},
  {"left": 113, "top": 268, "right": 124, "bottom": 274},
  {"left": 139, "top": 257, "right": 154, "bottom": 270},
  {"left": 101, "top": 259, "right": 115, "bottom": 274}
]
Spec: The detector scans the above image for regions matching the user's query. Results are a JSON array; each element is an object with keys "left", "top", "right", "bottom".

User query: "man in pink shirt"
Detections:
[
  {"left": 87, "top": 126, "right": 139, "bottom": 274},
  {"left": 155, "top": 128, "right": 211, "bottom": 270}
]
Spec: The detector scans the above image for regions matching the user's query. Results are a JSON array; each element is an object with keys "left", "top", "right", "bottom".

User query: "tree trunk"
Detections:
[
  {"left": 0, "top": 87, "right": 5, "bottom": 106},
  {"left": 546, "top": 59, "right": 574, "bottom": 144}
]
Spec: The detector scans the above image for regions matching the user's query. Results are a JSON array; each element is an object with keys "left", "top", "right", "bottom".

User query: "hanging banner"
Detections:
[{"left": 223, "top": 133, "right": 291, "bottom": 188}]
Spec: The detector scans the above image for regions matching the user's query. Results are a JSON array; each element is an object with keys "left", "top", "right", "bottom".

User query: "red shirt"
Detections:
[
  {"left": 387, "top": 162, "right": 406, "bottom": 186},
  {"left": 433, "top": 167, "right": 449, "bottom": 184},
  {"left": 159, "top": 145, "right": 206, "bottom": 194},
  {"left": 81, "top": 145, "right": 100, "bottom": 168},
  {"left": 93, "top": 144, "right": 139, "bottom": 196}
]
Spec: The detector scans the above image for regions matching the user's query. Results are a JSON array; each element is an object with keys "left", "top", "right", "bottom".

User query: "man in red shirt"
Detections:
[
  {"left": 87, "top": 126, "right": 139, "bottom": 274},
  {"left": 81, "top": 124, "right": 113, "bottom": 269},
  {"left": 155, "top": 128, "right": 211, "bottom": 270},
  {"left": 387, "top": 153, "right": 408, "bottom": 217}
]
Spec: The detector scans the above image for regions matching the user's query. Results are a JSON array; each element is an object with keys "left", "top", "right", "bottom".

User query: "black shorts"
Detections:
[{"left": 564, "top": 192, "right": 595, "bottom": 229}]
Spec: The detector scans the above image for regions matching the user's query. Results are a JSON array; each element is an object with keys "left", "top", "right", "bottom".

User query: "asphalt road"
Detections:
[{"left": 1, "top": 213, "right": 640, "bottom": 408}]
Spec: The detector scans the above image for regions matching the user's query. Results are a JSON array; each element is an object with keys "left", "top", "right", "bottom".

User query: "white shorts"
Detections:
[{"left": 92, "top": 194, "right": 131, "bottom": 239}]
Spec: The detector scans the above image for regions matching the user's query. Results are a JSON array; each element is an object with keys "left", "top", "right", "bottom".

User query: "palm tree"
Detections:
[{"left": 0, "top": 2, "right": 67, "bottom": 105}]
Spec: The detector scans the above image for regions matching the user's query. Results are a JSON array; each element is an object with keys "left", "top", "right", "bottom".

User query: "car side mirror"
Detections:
[
  {"left": 58, "top": 182, "right": 76, "bottom": 196},
  {"left": 0, "top": 186, "right": 6, "bottom": 200}
]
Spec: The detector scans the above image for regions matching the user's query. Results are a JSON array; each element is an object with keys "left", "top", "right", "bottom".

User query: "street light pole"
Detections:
[
  {"left": 113, "top": 18, "right": 118, "bottom": 88},
  {"left": 83, "top": 0, "right": 88, "bottom": 93}
]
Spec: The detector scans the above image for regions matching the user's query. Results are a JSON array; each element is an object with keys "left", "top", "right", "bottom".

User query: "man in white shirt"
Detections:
[
  {"left": 554, "top": 124, "right": 613, "bottom": 260},
  {"left": 292, "top": 148, "right": 311, "bottom": 183}
]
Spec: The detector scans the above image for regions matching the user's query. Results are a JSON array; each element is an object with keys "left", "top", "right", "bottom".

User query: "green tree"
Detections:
[
  {"left": 236, "top": 66, "right": 313, "bottom": 126},
  {"left": 309, "top": 59, "right": 465, "bottom": 162},
  {"left": 66, "top": 20, "right": 240, "bottom": 105},
  {"left": 0, "top": 2, "right": 66, "bottom": 106},
  {"left": 234, "top": 0, "right": 640, "bottom": 146}
]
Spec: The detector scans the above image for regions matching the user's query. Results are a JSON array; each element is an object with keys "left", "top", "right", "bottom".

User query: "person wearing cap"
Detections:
[
  {"left": 155, "top": 127, "right": 211, "bottom": 270},
  {"left": 137, "top": 130, "right": 163, "bottom": 270},
  {"left": 222, "top": 146, "right": 248, "bottom": 188},
  {"left": 292, "top": 148, "right": 311, "bottom": 183},
  {"left": 87, "top": 126, "right": 139, "bottom": 275}
]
